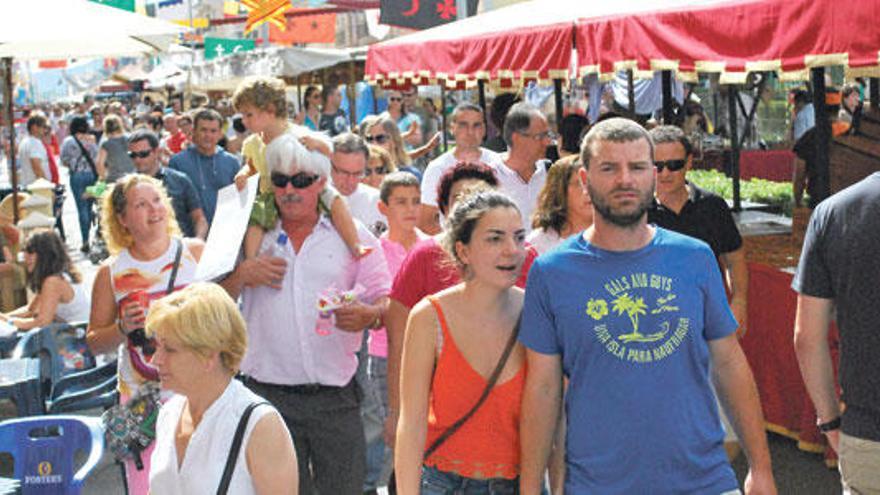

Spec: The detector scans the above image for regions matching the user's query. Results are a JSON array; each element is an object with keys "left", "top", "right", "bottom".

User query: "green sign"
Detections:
[
  {"left": 90, "top": 0, "right": 135, "bottom": 12},
  {"left": 204, "top": 37, "right": 255, "bottom": 60}
]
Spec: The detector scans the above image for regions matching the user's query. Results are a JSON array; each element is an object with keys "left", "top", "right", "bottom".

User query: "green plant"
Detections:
[{"left": 688, "top": 169, "right": 797, "bottom": 216}]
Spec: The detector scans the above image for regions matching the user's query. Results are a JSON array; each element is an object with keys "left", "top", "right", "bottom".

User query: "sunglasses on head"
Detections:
[
  {"left": 364, "top": 166, "right": 389, "bottom": 177},
  {"left": 365, "top": 134, "right": 390, "bottom": 144},
  {"left": 128, "top": 150, "right": 152, "bottom": 159},
  {"left": 271, "top": 172, "right": 320, "bottom": 189},
  {"left": 654, "top": 159, "right": 687, "bottom": 172}
]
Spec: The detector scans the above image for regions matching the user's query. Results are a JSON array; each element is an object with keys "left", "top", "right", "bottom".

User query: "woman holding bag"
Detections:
[
  {"left": 395, "top": 190, "right": 530, "bottom": 494},
  {"left": 86, "top": 174, "right": 204, "bottom": 495},
  {"left": 59, "top": 115, "right": 98, "bottom": 253}
]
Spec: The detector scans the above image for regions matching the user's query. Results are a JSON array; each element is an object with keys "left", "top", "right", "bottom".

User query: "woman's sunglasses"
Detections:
[
  {"left": 365, "top": 134, "right": 390, "bottom": 144},
  {"left": 364, "top": 166, "right": 389, "bottom": 177},
  {"left": 654, "top": 159, "right": 687, "bottom": 172},
  {"left": 271, "top": 172, "right": 320, "bottom": 189}
]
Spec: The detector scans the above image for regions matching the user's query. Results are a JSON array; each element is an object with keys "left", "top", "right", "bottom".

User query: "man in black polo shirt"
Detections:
[
  {"left": 647, "top": 125, "right": 747, "bottom": 333},
  {"left": 128, "top": 129, "right": 208, "bottom": 239}
]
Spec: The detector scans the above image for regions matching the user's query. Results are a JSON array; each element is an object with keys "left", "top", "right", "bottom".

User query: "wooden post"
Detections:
[
  {"left": 870, "top": 77, "right": 879, "bottom": 109},
  {"left": 627, "top": 69, "right": 636, "bottom": 115},
  {"left": 727, "top": 85, "right": 742, "bottom": 212},
  {"left": 348, "top": 60, "right": 357, "bottom": 128},
  {"left": 553, "top": 79, "right": 564, "bottom": 133},
  {"left": 440, "top": 85, "right": 448, "bottom": 152},
  {"left": 661, "top": 70, "right": 674, "bottom": 124},
  {"left": 811, "top": 67, "right": 832, "bottom": 203},
  {"left": 2, "top": 57, "right": 19, "bottom": 224}
]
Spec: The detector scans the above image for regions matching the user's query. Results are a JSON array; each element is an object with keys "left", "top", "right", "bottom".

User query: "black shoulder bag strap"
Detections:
[
  {"left": 72, "top": 136, "right": 99, "bottom": 177},
  {"left": 423, "top": 312, "right": 522, "bottom": 460},
  {"left": 216, "top": 401, "right": 271, "bottom": 495},
  {"left": 165, "top": 239, "right": 183, "bottom": 295}
]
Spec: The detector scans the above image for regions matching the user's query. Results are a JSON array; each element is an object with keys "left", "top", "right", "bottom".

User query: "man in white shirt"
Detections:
[
  {"left": 221, "top": 135, "right": 392, "bottom": 495},
  {"left": 418, "top": 102, "right": 504, "bottom": 234},
  {"left": 331, "top": 133, "right": 387, "bottom": 236},
  {"left": 15, "top": 113, "right": 51, "bottom": 186},
  {"left": 496, "top": 102, "right": 552, "bottom": 233}
]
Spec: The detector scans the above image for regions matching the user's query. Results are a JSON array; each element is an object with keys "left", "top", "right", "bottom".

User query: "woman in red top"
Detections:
[{"left": 396, "top": 189, "right": 528, "bottom": 494}]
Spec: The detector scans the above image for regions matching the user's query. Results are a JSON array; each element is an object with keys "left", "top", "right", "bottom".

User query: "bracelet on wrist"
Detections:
[{"left": 817, "top": 416, "right": 841, "bottom": 433}]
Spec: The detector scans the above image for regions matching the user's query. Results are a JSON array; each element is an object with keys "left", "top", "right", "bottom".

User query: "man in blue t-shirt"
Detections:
[{"left": 519, "top": 118, "right": 776, "bottom": 494}]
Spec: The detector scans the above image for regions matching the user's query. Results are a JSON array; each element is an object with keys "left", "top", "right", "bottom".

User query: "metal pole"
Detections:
[
  {"left": 627, "top": 69, "right": 636, "bottom": 115},
  {"left": 661, "top": 70, "right": 674, "bottom": 124},
  {"left": 456, "top": 0, "right": 469, "bottom": 20},
  {"left": 811, "top": 67, "right": 831, "bottom": 203},
  {"left": 440, "top": 85, "right": 448, "bottom": 153},
  {"left": 185, "top": 0, "right": 195, "bottom": 111},
  {"left": 348, "top": 60, "right": 357, "bottom": 128},
  {"left": 2, "top": 57, "right": 19, "bottom": 224},
  {"left": 553, "top": 79, "right": 564, "bottom": 133},
  {"left": 870, "top": 77, "right": 879, "bottom": 109},
  {"left": 477, "top": 80, "right": 487, "bottom": 143},
  {"left": 727, "top": 85, "right": 742, "bottom": 211}
]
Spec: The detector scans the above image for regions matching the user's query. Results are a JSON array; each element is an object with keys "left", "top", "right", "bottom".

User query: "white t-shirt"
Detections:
[
  {"left": 420, "top": 147, "right": 504, "bottom": 207},
  {"left": 526, "top": 227, "right": 563, "bottom": 256},
  {"left": 343, "top": 183, "right": 387, "bottom": 237},
  {"left": 16, "top": 135, "right": 50, "bottom": 186},
  {"left": 494, "top": 160, "right": 548, "bottom": 235}
]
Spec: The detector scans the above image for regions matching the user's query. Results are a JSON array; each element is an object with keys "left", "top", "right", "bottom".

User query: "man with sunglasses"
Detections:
[
  {"left": 128, "top": 129, "right": 208, "bottom": 239},
  {"left": 221, "top": 135, "right": 391, "bottom": 495}
]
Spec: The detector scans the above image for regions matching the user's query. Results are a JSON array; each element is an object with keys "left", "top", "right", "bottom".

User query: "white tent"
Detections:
[{"left": 0, "top": 0, "right": 187, "bottom": 59}]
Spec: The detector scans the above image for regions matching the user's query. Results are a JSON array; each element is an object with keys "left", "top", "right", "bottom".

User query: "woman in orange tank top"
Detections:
[{"left": 395, "top": 190, "right": 530, "bottom": 494}]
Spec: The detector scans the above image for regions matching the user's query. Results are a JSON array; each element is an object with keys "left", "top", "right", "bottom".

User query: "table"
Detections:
[
  {"left": 740, "top": 263, "right": 838, "bottom": 467},
  {"left": 0, "top": 358, "right": 42, "bottom": 416}
]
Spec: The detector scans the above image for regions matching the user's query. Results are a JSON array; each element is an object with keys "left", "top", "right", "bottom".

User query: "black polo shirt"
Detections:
[
  {"left": 155, "top": 167, "right": 202, "bottom": 238},
  {"left": 648, "top": 183, "right": 742, "bottom": 258}
]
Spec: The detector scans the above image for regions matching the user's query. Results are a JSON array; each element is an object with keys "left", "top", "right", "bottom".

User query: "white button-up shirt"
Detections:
[
  {"left": 494, "top": 160, "right": 548, "bottom": 234},
  {"left": 239, "top": 216, "right": 391, "bottom": 386}
]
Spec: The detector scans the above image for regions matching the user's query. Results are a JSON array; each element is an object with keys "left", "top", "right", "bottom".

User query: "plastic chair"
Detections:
[
  {"left": 46, "top": 360, "right": 118, "bottom": 414},
  {"left": 0, "top": 415, "right": 104, "bottom": 494}
]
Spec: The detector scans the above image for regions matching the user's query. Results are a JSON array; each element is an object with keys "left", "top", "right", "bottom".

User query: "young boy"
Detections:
[
  {"left": 231, "top": 76, "right": 367, "bottom": 259},
  {"left": 364, "top": 171, "right": 428, "bottom": 490}
]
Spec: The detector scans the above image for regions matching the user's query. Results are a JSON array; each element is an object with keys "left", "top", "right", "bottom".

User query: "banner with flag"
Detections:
[
  {"left": 379, "top": 0, "right": 478, "bottom": 30},
  {"left": 269, "top": 9, "right": 336, "bottom": 45},
  {"left": 204, "top": 37, "right": 256, "bottom": 60}
]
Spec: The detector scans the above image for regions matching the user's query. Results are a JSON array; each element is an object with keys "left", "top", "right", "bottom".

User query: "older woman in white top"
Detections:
[
  {"left": 526, "top": 157, "right": 593, "bottom": 255},
  {"left": 147, "top": 282, "right": 298, "bottom": 495}
]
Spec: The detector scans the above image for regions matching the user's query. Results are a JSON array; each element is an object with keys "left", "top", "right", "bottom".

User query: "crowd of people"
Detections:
[{"left": 1, "top": 73, "right": 874, "bottom": 495}]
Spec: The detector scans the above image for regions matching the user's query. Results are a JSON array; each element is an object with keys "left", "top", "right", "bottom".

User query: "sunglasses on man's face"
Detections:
[
  {"left": 365, "top": 134, "right": 390, "bottom": 144},
  {"left": 271, "top": 172, "right": 320, "bottom": 189},
  {"left": 654, "top": 159, "right": 687, "bottom": 172},
  {"left": 364, "top": 166, "right": 389, "bottom": 177},
  {"left": 128, "top": 150, "right": 152, "bottom": 159}
]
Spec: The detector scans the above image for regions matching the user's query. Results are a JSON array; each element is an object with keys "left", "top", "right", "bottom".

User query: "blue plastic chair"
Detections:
[{"left": 0, "top": 415, "right": 104, "bottom": 494}]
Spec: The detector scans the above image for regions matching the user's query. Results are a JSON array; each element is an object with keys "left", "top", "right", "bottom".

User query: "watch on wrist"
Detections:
[{"left": 817, "top": 416, "right": 841, "bottom": 433}]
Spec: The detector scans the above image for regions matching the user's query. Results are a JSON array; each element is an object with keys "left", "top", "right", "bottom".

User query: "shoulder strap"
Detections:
[
  {"left": 216, "top": 401, "right": 271, "bottom": 495},
  {"left": 426, "top": 296, "right": 451, "bottom": 341},
  {"left": 165, "top": 239, "right": 183, "bottom": 295},
  {"left": 72, "top": 136, "right": 98, "bottom": 176},
  {"left": 423, "top": 312, "right": 522, "bottom": 460}
]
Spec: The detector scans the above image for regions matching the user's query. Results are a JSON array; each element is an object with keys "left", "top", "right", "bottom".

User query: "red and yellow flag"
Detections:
[{"left": 241, "top": 0, "right": 289, "bottom": 34}]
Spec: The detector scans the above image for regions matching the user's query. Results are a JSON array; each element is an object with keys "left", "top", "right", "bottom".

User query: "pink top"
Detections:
[{"left": 369, "top": 232, "right": 428, "bottom": 357}]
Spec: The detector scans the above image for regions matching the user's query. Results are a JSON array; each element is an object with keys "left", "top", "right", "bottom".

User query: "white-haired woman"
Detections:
[{"left": 148, "top": 282, "right": 298, "bottom": 495}]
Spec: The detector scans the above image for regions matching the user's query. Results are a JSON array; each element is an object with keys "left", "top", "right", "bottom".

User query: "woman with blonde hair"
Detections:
[
  {"left": 86, "top": 174, "right": 205, "bottom": 494},
  {"left": 147, "top": 282, "right": 298, "bottom": 495},
  {"left": 527, "top": 158, "right": 593, "bottom": 254},
  {"left": 363, "top": 144, "right": 397, "bottom": 189},
  {"left": 96, "top": 114, "right": 135, "bottom": 183},
  {"left": 361, "top": 114, "right": 424, "bottom": 181}
]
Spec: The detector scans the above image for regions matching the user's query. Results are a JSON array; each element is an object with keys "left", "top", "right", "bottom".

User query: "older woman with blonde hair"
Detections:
[
  {"left": 361, "top": 114, "right": 432, "bottom": 181},
  {"left": 363, "top": 144, "right": 397, "bottom": 189},
  {"left": 147, "top": 282, "right": 298, "bottom": 495},
  {"left": 527, "top": 157, "right": 593, "bottom": 255},
  {"left": 86, "top": 173, "right": 205, "bottom": 495}
]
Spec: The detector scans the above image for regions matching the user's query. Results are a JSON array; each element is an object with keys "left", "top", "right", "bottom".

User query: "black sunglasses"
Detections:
[
  {"left": 128, "top": 150, "right": 152, "bottom": 159},
  {"left": 388, "top": 97, "right": 402, "bottom": 102},
  {"left": 365, "top": 134, "right": 390, "bottom": 144},
  {"left": 271, "top": 172, "right": 320, "bottom": 189},
  {"left": 654, "top": 159, "right": 687, "bottom": 172},
  {"left": 364, "top": 166, "right": 389, "bottom": 177}
]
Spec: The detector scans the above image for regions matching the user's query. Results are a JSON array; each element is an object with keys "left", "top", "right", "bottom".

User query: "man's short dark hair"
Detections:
[
  {"left": 322, "top": 85, "right": 339, "bottom": 104},
  {"left": 648, "top": 125, "right": 692, "bottom": 158},
  {"left": 436, "top": 162, "right": 499, "bottom": 215},
  {"left": 332, "top": 132, "right": 369, "bottom": 161},
  {"left": 379, "top": 172, "right": 420, "bottom": 204},
  {"left": 26, "top": 113, "right": 48, "bottom": 133},
  {"left": 128, "top": 129, "right": 159, "bottom": 149},
  {"left": 192, "top": 108, "right": 222, "bottom": 129},
  {"left": 560, "top": 114, "right": 590, "bottom": 154},
  {"left": 580, "top": 117, "right": 653, "bottom": 170},
  {"left": 503, "top": 102, "right": 543, "bottom": 147},
  {"left": 68, "top": 115, "right": 90, "bottom": 135}
]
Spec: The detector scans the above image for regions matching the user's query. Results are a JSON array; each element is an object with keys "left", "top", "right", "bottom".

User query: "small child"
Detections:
[{"left": 231, "top": 76, "right": 367, "bottom": 260}]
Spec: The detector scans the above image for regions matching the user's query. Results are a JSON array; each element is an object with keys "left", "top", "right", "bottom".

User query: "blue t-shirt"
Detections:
[
  {"left": 520, "top": 228, "right": 739, "bottom": 494},
  {"left": 155, "top": 167, "right": 202, "bottom": 238},
  {"left": 168, "top": 146, "right": 240, "bottom": 225}
]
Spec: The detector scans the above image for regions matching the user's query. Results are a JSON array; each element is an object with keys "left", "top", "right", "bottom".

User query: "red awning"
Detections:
[
  {"left": 575, "top": 0, "right": 880, "bottom": 83},
  {"left": 365, "top": 0, "right": 575, "bottom": 89}
]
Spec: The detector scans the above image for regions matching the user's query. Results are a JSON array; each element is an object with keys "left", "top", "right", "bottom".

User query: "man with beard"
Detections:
[
  {"left": 518, "top": 118, "right": 776, "bottom": 494},
  {"left": 220, "top": 134, "right": 391, "bottom": 494}
]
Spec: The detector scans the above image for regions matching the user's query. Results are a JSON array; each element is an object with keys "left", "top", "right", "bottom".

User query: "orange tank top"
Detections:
[{"left": 424, "top": 296, "right": 525, "bottom": 480}]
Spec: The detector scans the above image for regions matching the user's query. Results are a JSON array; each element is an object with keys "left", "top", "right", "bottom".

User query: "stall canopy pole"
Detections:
[
  {"left": 726, "top": 86, "right": 742, "bottom": 212},
  {"left": 627, "top": 69, "right": 636, "bottom": 115},
  {"left": 441, "top": 85, "right": 448, "bottom": 153},
  {"left": 348, "top": 60, "right": 357, "bottom": 128},
  {"left": 477, "top": 80, "right": 487, "bottom": 143},
  {"left": 661, "top": 70, "right": 674, "bottom": 124},
  {"left": 553, "top": 79, "right": 564, "bottom": 133},
  {"left": 870, "top": 77, "right": 879, "bottom": 109},
  {"left": 811, "top": 67, "right": 832, "bottom": 204},
  {"left": 2, "top": 57, "right": 19, "bottom": 224}
]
